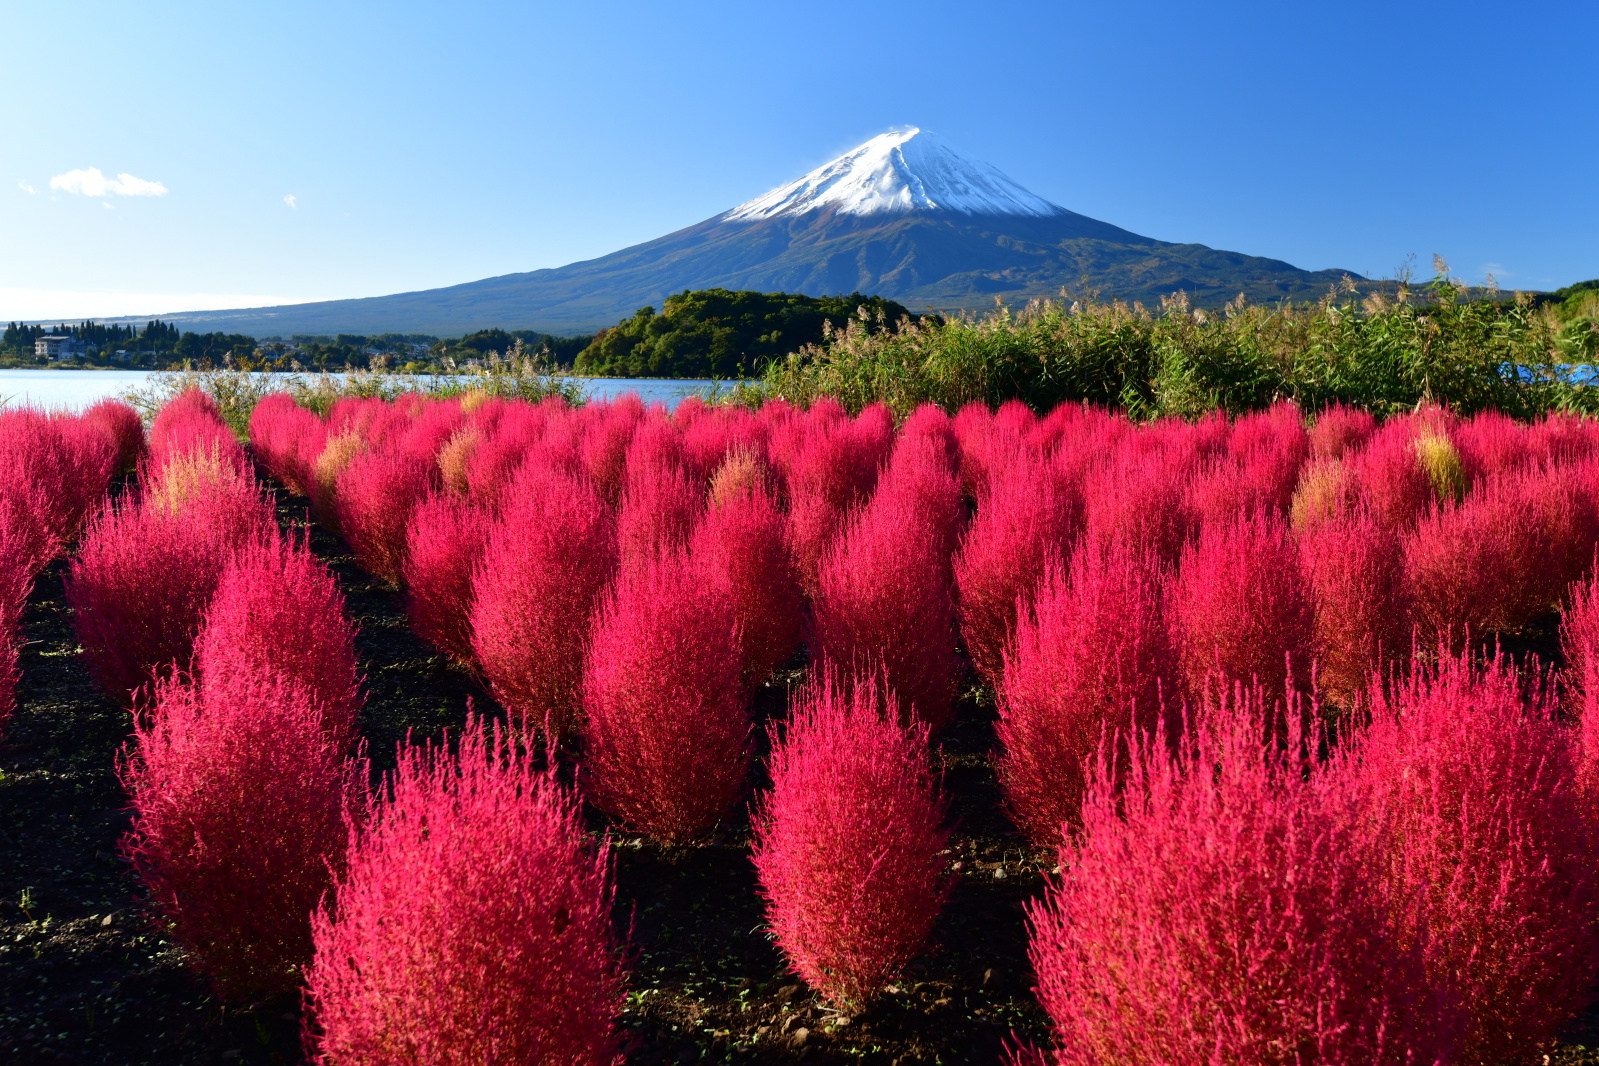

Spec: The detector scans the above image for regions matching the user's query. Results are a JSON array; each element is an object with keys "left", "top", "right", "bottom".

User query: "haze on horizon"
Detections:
[{"left": 3, "top": 0, "right": 1594, "bottom": 325}]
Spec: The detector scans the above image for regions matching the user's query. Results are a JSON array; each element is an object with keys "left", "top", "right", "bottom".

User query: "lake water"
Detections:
[{"left": 0, "top": 369, "right": 725, "bottom": 412}]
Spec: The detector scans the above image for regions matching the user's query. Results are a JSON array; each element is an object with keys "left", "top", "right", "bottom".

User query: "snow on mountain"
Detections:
[{"left": 724, "top": 127, "right": 1065, "bottom": 221}]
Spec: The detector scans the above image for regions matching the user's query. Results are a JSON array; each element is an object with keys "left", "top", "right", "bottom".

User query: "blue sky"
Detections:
[{"left": 3, "top": 0, "right": 1594, "bottom": 322}]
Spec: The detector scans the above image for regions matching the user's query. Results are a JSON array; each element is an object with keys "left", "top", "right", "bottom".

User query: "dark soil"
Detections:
[{"left": 2, "top": 484, "right": 1596, "bottom": 1065}]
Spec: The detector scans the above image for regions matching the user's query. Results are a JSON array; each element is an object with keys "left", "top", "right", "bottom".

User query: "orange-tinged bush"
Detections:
[{"left": 310, "top": 430, "right": 367, "bottom": 532}]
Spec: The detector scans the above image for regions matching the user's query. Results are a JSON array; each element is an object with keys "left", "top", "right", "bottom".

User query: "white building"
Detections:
[{"left": 34, "top": 335, "right": 70, "bottom": 360}]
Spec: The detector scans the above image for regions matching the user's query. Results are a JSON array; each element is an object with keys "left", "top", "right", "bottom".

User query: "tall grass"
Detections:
[{"left": 755, "top": 272, "right": 1591, "bottom": 420}]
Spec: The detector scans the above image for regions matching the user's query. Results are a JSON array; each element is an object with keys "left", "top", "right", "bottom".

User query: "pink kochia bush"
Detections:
[
  {"left": 1331, "top": 650, "right": 1599, "bottom": 1062},
  {"left": 582, "top": 549, "right": 748, "bottom": 844},
  {"left": 751, "top": 674, "right": 952, "bottom": 1011},
  {"left": 1563, "top": 568, "right": 1599, "bottom": 804},
  {"left": 470, "top": 466, "right": 615, "bottom": 740},
  {"left": 996, "top": 541, "right": 1172, "bottom": 848},
  {"left": 1171, "top": 512, "right": 1315, "bottom": 700},
  {"left": 305, "top": 717, "right": 625, "bottom": 1066},
  {"left": 404, "top": 494, "right": 492, "bottom": 664},
  {"left": 193, "top": 535, "right": 362, "bottom": 740},
  {"left": 1022, "top": 688, "right": 1443, "bottom": 1066},
  {"left": 691, "top": 479, "right": 803, "bottom": 688},
  {"left": 813, "top": 453, "right": 961, "bottom": 732},
  {"left": 120, "top": 667, "right": 366, "bottom": 1001}
]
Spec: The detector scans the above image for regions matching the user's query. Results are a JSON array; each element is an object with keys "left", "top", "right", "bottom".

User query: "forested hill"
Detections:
[{"left": 572, "top": 289, "right": 915, "bottom": 378}]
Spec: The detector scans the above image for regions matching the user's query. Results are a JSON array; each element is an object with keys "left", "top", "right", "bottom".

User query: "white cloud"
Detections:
[
  {"left": 0, "top": 287, "right": 306, "bottom": 320},
  {"left": 17, "top": 180, "right": 36, "bottom": 195},
  {"left": 283, "top": 194, "right": 297, "bottom": 209},
  {"left": 48, "top": 167, "right": 168, "bottom": 198}
]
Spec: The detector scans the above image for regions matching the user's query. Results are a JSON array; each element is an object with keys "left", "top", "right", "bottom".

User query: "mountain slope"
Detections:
[{"left": 118, "top": 129, "right": 1359, "bottom": 337}]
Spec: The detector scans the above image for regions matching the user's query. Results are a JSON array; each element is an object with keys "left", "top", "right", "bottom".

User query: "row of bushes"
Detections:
[
  {"left": 752, "top": 269, "right": 1598, "bottom": 420},
  {"left": 0, "top": 400, "right": 140, "bottom": 736}
]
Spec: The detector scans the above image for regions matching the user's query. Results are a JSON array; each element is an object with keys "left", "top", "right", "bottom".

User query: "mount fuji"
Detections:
[{"left": 141, "top": 128, "right": 1359, "bottom": 336}]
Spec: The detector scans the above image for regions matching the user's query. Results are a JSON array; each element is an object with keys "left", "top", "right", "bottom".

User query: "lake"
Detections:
[{"left": 0, "top": 369, "right": 726, "bottom": 412}]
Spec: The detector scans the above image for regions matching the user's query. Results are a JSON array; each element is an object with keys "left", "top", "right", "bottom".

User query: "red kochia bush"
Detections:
[
  {"left": 305, "top": 716, "right": 625, "bottom": 1066},
  {"left": 149, "top": 387, "right": 249, "bottom": 478},
  {"left": 954, "top": 454, "right": 1078, "bottom": 685},
  {"left": 67, "top": 479, "right": 275, "bottom": 703},
  {"left": 580, "top": 397, "right": 645, "bottom": 505},
  {"left": 1308, "top": 402, "right": 1376, "bottom": 460},
  {"left": 194, "top": 535, "right": 361, "bottom": 741},
  {"left": 1023, "top": 687, "right": 1440, "bottom": 1066},
  {"left": 996, "top": 541, "right": 1173, "bottom": 848},
  {"left": 582, "top": 549, "right": 748, "bottom": 844},
  {"left": 1403, "top": 469, "right": 1578, "bottom": 646},
  {"left": 691, "top": 480, "right": 803, "bottom": 688},
  {"left": 1332, "top": 650, "right": 1599, "bottom": 1062},
  {"left": 1171, "top": 512, "right": 1315, "bottom": 700},
  {"left": 1563, "top": 569, "right": 1599, "bottom": 800},
  {"left": 0, "top": 500, "right": 41, "bottom": 737},
  {"left": 404, "top": 494, "right": 492, "bottom": 664},
  {"left": 334, "top": 445, "right": 439, "bottom": 585},
  {"left": 1298, "top": 508, "right": 1410, "bottom": 706},
  {"left": 751, "top": 673, "right": 952, "bottom": 1011},
  {"left": 1081, "top": 444, "right": 1194, "bottom": 563},
  {"left": 120, "top": 667, "right": 365, "bottom": 1001},
  {"left": 1350, "top": 420, "right": 1433, "bottom": 530},
  {"left": 813, "top": 475, "right": 960, "bottom": 732},
  {"left": 0, "top": 408, "right": 118, "bottom": 551},
  {"left": 249, "top": 393, "right": 326, "bottom": 495},
  {"left": 616, "top": 448, "right": 702, "bottom": 566},
  {"left": 83, "top": 398, "right": 146, "bottom": 474},
  {"left": 470, "top": 466, "right": 614, "bottom": 741}
]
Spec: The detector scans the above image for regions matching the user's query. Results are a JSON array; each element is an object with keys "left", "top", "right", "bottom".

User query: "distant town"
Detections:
[{"left": 0, "top": 320, "right": 593, "bottom": 373}]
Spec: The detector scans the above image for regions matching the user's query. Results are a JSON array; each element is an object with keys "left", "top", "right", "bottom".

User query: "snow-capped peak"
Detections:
[{"left": 725, "top": 128, "right": 1064, "bottom": 222}]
